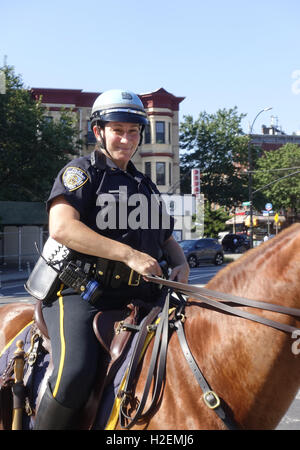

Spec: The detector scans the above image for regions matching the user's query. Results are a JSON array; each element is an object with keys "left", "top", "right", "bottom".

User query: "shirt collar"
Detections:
[{"left": 98, "top": 149, "right": 139, "bottom": 177}]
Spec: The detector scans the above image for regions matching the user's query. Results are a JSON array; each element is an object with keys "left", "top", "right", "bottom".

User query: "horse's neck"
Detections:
[
  {"left": 187, "top": 225, "right": 300, "bottom": 428},
  {"left": 207, "top": 224, "right": 300, "bottom": 308},
  {"left": 186, "top": 302, "right": 300, "bottom": 429}
]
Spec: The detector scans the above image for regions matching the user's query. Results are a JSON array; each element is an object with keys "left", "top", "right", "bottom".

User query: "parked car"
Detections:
[
  {"left": 221, "top": 233, "right": 250, "bottom": 253},
  {"left": 178, "top": 238, "right": 224, "bottom": 268}
]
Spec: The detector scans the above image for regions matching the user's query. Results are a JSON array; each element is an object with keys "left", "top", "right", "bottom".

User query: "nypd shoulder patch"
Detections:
[{"left": 62, "top": 166, "right": 89, "bottom": 191}]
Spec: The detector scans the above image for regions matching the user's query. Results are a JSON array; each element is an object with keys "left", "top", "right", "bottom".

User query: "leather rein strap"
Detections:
[
  {"left": 174, "top": 309, "right": 239, "bottom": 430},
  {"left": 119, "top": 290, "right": 170, "bottom": 429},
  {"left": 146, "top": 276, "right": 300, "bottom": 335},
  {"left": 118, "top": 277, "right": 300, "bottom": 430}
]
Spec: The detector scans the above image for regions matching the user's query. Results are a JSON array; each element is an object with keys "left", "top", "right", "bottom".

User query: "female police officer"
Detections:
[{"left": 33, "top": 89, "right": 189, "bottom": 429}]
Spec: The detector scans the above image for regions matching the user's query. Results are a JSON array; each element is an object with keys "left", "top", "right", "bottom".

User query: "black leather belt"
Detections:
[{"left": 96, "top": 257, "right": 141, "bottom": 289}]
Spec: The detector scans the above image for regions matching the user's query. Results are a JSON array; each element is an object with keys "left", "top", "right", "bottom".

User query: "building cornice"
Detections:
[{"left": 31, "top": 87, "right": 185, "bottom": 112}]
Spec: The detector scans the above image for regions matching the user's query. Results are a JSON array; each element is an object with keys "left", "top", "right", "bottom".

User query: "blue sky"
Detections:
[{"left": 1, "top": 0, "right": 300, "bottom": 134}]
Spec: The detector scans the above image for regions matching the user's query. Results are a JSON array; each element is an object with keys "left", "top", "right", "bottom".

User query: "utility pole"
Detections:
[{"left": 248, "top": 107, "right": 272, "bottom": 248}]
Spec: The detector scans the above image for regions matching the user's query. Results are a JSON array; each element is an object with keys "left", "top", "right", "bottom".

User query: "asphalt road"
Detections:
[
  {"left": 0, "top": 262, "right": 299, "bottom": 429},
  {"left": 0, "top": 264, "right": 225, "bottom": 303}
]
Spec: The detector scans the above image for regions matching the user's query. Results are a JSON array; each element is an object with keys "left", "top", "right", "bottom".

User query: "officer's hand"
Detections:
[
  {"left": 125, "top": 249, "right": 162, "bottom": 278},
  {"left": 169, "top": 263, "right": 190, "bottom": 284}
]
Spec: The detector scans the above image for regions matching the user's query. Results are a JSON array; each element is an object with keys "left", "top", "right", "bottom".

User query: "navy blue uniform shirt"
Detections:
[{"left": 47, "top": 149, "right": 174, "bottom": 261}]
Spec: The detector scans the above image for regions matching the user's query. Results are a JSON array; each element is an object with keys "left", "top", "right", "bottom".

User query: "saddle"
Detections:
[
  {"left": 0, "top": 300, "right": 148, "bottom": 430},
  {"left": 34, "top": 300, "right": 139, "bottom": 362}
]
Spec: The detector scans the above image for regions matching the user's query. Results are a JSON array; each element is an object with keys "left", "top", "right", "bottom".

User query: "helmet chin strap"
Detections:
[{"left": 96, "top": 126, "right": 114, "bottom": 160}]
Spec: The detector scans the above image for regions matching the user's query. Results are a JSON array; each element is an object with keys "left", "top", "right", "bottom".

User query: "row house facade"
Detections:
[{"left": 31, "top": 87, "right": 185, "bottom": 194}]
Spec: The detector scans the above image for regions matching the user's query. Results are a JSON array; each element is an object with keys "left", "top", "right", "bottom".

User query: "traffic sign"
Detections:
[
  {"left": 274, "top": 213, "right": 279, "bottom": 223},
  {"left": 242, "top": 201, "right": 251, "bottom": 206},
  {"left": 265, "top": 203, "right": 273, "bottom": 211}
]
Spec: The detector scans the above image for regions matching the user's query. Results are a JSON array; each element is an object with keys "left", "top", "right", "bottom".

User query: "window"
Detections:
[
  {"left": 168, "top": 122, "right": 171, "bottom": 144},
  {"left": 87, "top": 120, "right": 96, "bottom": 144},
  {"left": 156, "top": 121, "right": 165, "bottom": 144},
  {"left": 144, "top": 161, "right": 151, "bottom": 178},
  {"left": 156, "top": 162, "right": 166, "bottom": 185},
  {"left": 144, "top": 124, "right": 151, "bottom": 144}
]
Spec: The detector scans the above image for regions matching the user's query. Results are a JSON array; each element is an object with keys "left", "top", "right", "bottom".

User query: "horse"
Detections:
[{"left": 1, "top": 223, "right": 300, "bottom": 430}]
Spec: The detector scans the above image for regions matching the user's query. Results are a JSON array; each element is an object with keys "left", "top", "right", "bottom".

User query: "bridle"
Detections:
[{"left": 118, "top": 276, "right": 300, "bottom": 430}]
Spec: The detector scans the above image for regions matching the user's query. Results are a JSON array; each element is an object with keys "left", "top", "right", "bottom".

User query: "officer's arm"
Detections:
[
  {"left": 49, "top": 195, "right": 162, "bottom": 277},
  {"left": 162, "top": 236, "right": 190, "bottom": 283}
]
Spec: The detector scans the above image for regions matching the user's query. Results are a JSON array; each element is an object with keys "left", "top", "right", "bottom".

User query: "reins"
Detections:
[
  {"left": 118, "top": 276, "right": 300, "bottom": 430},
  {"left": 119, "top": 290, "right": 170, "bottom": 429},
  {"left": 146, "top": 276, "right": 300, "bottom": 335}
]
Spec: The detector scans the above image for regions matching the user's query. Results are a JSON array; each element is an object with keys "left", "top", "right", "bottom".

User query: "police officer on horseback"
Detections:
[{"left": 33, "top": 89, "right": 189, "bottom": 429}]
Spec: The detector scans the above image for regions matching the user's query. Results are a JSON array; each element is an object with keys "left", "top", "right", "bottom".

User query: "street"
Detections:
[
  {"left": 0, "top": 264, "right": 226, "bottom": 304},
  {"left": 0, "top": 279, "right": 35, "bottom": 304},
  {"left": 188, "top": 264, "right": 225, "bottom": 285},
  {"left": 0, "top": 262, "right": 299, "bottom": 429}
]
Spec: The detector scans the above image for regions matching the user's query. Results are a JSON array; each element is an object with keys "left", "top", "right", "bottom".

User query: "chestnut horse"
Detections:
[{"left": 1, "top": 223, "right": 300, "bottom": 430}]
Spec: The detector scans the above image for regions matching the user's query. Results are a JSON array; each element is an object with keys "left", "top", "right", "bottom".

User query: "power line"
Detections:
[
  {"left": 253, "top": 170, "right": 300, "bottom": 194},
  {"left": 243, "top": 166, "right": 300, "bottom": 175}
]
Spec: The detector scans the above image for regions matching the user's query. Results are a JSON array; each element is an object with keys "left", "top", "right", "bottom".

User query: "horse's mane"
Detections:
[{"left": 206, "top": 223, "right": 300, "bottom": 304}]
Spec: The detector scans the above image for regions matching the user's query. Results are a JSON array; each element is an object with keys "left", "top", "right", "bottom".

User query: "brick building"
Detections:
[{"left": 251, "top": 123, "right": 300, "bottom": 152}]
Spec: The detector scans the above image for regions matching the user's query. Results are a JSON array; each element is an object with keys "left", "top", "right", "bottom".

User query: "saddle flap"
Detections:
[{"left": 93, "top": 305, "right": 138, "bottom": 361}]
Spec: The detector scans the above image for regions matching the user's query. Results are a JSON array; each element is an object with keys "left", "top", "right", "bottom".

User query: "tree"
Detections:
[
  {"left": 253, "top": 143, "right": 300, "bottom": 216},
  {"left": 203, "top": 202, "right": 230, "bottom": 238},
  {"left": 0, "top": 65, "right": 82, "bottom": 202},
  {"left": 179, "top": 108, "right": 250, "bottom": 207}
]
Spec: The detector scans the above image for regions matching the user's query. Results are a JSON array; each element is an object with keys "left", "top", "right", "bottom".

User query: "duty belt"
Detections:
[{"left": 96, "top": 257, "right": 141, "bottom": 289}]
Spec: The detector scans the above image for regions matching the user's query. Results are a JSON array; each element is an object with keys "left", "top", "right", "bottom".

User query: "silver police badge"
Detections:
[{"left": 62, "top": 167, "right": 89, "bottom": 191}]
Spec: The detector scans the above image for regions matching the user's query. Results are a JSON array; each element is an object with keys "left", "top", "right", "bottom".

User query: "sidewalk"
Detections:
[
  {"left": 0, "top": 266, "right": 31, "bottom": 283},
  {"left": 224, "top": 252, "right": 243, "bottom": 262}
]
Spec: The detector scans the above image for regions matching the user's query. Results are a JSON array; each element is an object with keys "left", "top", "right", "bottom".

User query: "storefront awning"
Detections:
[{"left": 225, "top": 214, "right": 286, "bottom": 225}]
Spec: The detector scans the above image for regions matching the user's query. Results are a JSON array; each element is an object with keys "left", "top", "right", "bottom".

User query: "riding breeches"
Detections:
[{"left": 42, "top": 288, "right": 101, "bottom": 409}]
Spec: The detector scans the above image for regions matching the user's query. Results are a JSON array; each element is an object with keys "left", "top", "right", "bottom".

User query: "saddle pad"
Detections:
[
  {"left": 0, "top": 321, "right": 34, "bottom": 373},
  {"left": 0, "top": 323, "right": 50, "bottom": 430}
]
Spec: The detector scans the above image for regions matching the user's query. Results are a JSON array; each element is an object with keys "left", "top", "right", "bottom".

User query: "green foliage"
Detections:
[
  {"left": 179, "top": 107, "right": 249, "bottom": 207},
  {"left": 0, "top": 65, "right": 82, "bottom": 201},
  {"left": 253, "top": 143, "right": 300, "bottom": 214},
  {"left": 203, "top": 202, "right": 230, "bottom": 238}
]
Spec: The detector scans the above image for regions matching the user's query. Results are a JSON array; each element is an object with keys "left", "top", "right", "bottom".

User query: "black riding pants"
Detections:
[{"left": 42, "top": 288, "right": 101, "bottom": 410}]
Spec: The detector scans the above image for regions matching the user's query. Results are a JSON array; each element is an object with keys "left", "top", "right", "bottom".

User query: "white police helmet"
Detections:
[{"left": 91, "top": 89, "right": 148, "bottom": 128}]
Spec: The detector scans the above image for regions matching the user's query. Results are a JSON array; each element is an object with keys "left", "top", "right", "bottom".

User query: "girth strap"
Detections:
[{"left": 146, "top": 276, "right": 300, "bottom": 335}]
